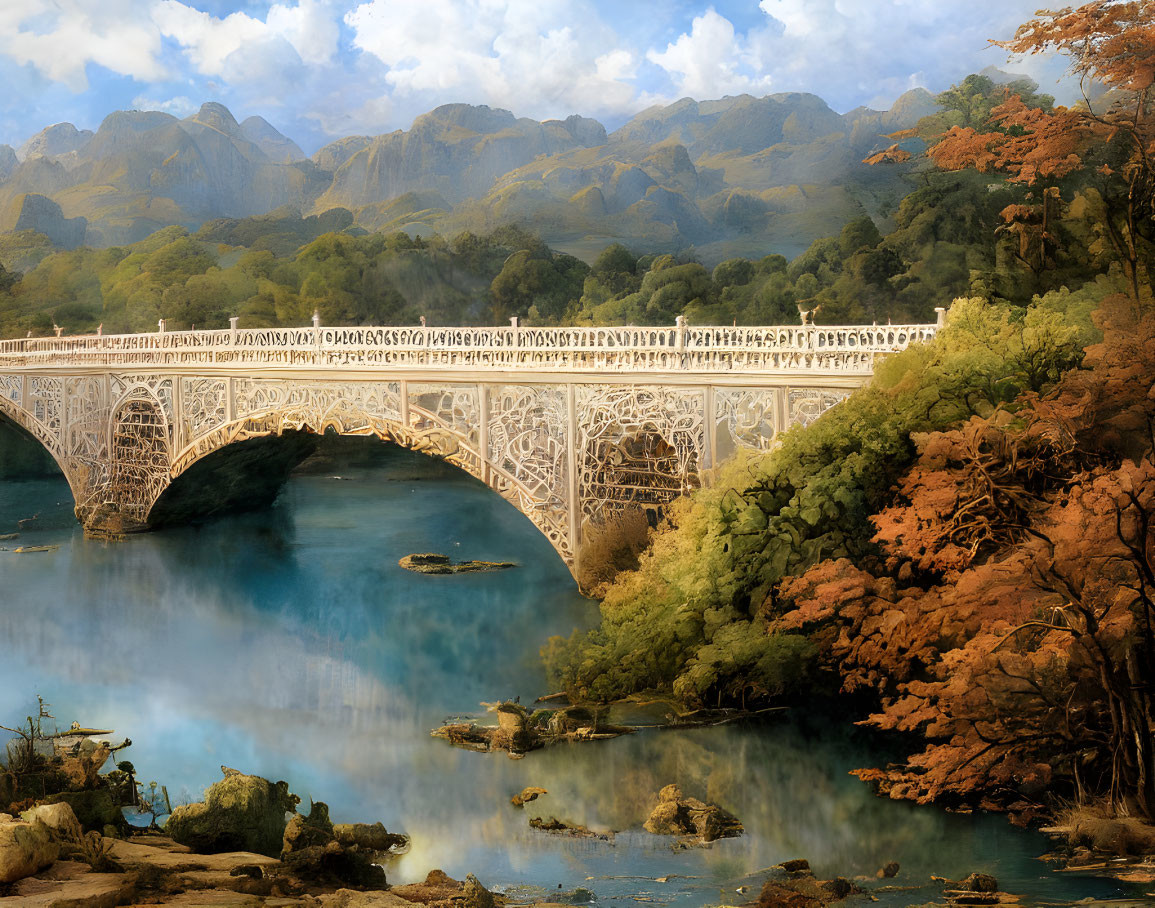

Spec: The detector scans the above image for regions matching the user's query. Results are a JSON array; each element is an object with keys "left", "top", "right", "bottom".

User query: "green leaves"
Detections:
[{"left": 545, "top": 296, "right": 1088, "bottom": 708}]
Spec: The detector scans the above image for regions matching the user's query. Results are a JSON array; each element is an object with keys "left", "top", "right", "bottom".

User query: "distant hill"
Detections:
[{"left": 0, "top": 89, "right": 939, "bottom": 265}]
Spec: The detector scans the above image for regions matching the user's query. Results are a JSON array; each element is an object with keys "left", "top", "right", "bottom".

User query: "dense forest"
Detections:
[
  {"left": 0, "top": 66, "right": 1123, "bottom": 339},
  {"left": 547, "top": 0, "right": 1155, "bottom": 825}
]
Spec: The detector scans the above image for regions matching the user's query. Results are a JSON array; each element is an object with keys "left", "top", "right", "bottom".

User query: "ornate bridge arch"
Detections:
[{"left": 165, "top": 384, "right": 571, "bottom": 559}]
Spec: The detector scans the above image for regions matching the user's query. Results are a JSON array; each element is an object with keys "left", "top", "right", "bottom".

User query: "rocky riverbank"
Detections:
[{"left": 1, "top": 767, "right": 501, "bottom": 908}]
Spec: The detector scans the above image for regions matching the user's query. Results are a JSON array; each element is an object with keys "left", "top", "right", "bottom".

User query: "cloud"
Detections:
[
  {"left": 131, "top": 94, "right": 198, "bottom": 116},
  {"left": 0, "top": 0, "right": 1084, "bottom": 154},
  {"left": 0, "top": 0, "right": 167, "bottom": 90},
  {"left": 344, "top": 0, "right": 641, "bottom": 120},
  {"left": 153, "top": 0, "right": 340, "bottom": 76},
  {"left": 646, "top": 8, "right": 773, "bottom": 99},
  {"left": 752, "top": 0, "right": 1074, "bottom": 110}
]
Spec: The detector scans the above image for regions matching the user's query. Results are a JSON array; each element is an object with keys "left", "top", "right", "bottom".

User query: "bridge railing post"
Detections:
[{"left": 510, "top": 316, "right": 519, "bottom": 350}]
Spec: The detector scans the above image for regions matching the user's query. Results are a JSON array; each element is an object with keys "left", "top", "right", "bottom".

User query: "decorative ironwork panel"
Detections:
[
  {"left": 108, "top": 396, "right": 171, "bottom": 523},
  {"left": 64, "top": 376, "right": 106, "bottom": 461},
  {"left": 182, "top": 378, "right": 228, "bottom": 441},
  {"left": 788, "top": 389, "right": 852, "bottom": 427},
  {"left": 485, "top": 385, "right": 571, "bottom": 558},
  {"left": 0, "top": 374, "right": 20, "bottom": 405},
  {"left": 576, "top": 385, "right": 704, "bottom": 526},
  {"left": 486, "top": 386, "right": 565, "bottom": 497},
  {"left": 408, "top": 384, "right": 479, "bottom": 446},
  {"left": 29, "top": 376, "right": 63, "bottom": 441},
  {"left": 233, "top": 379, "right": 403, "bottom": 430},
  {"left": 714, "top": 388, "right": 778, "bottom": 460}
]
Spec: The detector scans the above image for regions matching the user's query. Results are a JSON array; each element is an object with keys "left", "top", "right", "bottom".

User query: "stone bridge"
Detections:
[{"left": 0, "top": 316, "right": 939, "bottom": 569}]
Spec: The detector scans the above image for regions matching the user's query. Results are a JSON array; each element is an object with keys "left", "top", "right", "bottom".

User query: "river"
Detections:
[{"left": 0, "top": 438, "right": 1144, "bottom": 905}]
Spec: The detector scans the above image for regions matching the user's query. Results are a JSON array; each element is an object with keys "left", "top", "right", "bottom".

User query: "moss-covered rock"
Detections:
[
  {"left": 332, "top": 821, "right": 409, "bottom": 854},
  {"left": 43, "top": 789, "right": 122, "bottom": 832},
  {"left": 643, "top": 783, "right": 742, "bottom": 843},
  {"left": 165, "top": 766, "right": 299, "bottom": 856}
]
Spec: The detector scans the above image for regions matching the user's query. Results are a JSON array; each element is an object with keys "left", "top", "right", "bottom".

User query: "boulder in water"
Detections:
[
  {"left": 643, "top": 783, "right": 742, "bottom": 843},
  {"left": 511, "top": 786, "right": 547, "bottom": 807},
  {"left": 959, "top": 872, "right": 999, "bottom": 893},
  {"left": 333, "top": 821, "right": 409, "bottom": 854}
]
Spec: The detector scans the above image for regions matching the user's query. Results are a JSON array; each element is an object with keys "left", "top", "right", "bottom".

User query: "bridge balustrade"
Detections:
[{"left": 0, "top": 322, "right": 938, "bottom": 373}]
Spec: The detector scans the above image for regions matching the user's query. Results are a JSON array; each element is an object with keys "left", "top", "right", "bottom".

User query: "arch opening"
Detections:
[
  {"left": 152, "top": 429, "right": 578, "bottom": 581},
  {"left": 163, "top": 404, "right": 573, "bottom": 566},
  {"left": 149, "top": 430, "right": 321, "bottom": 528},
  {"left": 0, "top": 413, "right": 67, "bottom": 483}
]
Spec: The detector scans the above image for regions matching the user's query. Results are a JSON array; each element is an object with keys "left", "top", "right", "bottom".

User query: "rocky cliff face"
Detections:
[
  {"left": 18, "top": 122, "right": 94, "bottom": 161},
  {"left": 3, "top": 194, "right": 86, "bottom": 248},
  {"left": 314, "top": 103, "right": 608, "bottom": 212},
  {"left": 0, "top": 146, "right": 16, "bottom": 181}
]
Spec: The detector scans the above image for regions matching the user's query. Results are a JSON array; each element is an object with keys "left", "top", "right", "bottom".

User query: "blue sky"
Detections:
[{"left": 0, "top": 1, "right": 1079, "bottom": 155}]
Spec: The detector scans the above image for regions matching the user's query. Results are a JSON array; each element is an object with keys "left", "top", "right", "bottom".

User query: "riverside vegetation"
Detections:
[{"left": 545, "top": 0, "right": 1155, "bottom": 857}]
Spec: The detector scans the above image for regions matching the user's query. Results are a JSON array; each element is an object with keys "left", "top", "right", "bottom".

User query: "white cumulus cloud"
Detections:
[
  {"left": 153, "top": 0, "right": 340, "bottom": 76},
  {"left": 753, "top": 0, "right": 1073, "bottom": 110},
  {"left": 131, "top": 94, "right": 198, "bottom": 116},
  {"left": 0, "top": 0, "right": 167, "bottom": 90},
  {"left": 647, "top": 8, "right": 773, "bottom": 99},
  {"left": 345, "top": 0, "right": 640, "bottom": 120}
]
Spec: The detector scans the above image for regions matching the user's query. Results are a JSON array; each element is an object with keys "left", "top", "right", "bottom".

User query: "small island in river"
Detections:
[{"left": 399, "top": 553, "right": 516, "bottom": 575}]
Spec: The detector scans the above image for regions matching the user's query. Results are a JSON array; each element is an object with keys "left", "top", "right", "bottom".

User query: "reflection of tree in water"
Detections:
[{"left": 500, "top": 721, "right": 963, "bottom": 879}]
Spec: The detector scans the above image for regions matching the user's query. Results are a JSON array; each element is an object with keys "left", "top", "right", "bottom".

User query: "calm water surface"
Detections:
[{"left": 0, "top": 442, "right": 1146, "bottom": 906}]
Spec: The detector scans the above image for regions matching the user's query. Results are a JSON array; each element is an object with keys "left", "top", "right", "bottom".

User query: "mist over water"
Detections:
[{"left": 0, "top": 442, "right": 1140, "bottom": 905}]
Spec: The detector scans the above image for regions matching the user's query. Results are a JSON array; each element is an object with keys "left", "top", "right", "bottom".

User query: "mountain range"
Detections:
[{"left": 0, "top": 87, "right": 944, "bottom": 265}]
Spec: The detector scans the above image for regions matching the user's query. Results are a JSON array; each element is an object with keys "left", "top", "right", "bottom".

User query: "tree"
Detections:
[{"left": 929, "top": 1, "right": 1155, "bottom": 304}]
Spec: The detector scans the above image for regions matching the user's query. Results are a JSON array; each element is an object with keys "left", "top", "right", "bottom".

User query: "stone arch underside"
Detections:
[
  {"left": 0, "top": 383, "right": 100, "bottom": 507},
  {"left": 171, "top": 377, "right": 574, "bottom": 563}
]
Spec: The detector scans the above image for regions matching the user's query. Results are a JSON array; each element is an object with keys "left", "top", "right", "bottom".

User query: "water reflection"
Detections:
[{"left": 0, "top": 443, "right": 1138, "bottom": 905}]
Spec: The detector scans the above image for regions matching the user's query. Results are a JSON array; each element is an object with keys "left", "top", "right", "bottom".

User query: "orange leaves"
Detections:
[
  {"left": 995, "top": 1, "right": 1155, "bottom": 95},
  {"left": 926, "top": 125, "right": 1002, "bottom": 174},
  {"left": 862, "top": 144, "right": 913, "bottom": 166},
  {"left": 927, "top": 98, "right": 1093, "bottom": 185},
  {"left": 999, "top": 204, "right": 1038, "bottom": 223},
  {"left": 872, "top": 416, "right": 1045, "bottom": 580}
]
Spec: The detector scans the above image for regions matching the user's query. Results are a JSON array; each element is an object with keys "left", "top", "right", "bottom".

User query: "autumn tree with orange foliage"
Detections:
[
  {"left": 928, "top": 1, "right": 1154, "bottom": 304},
  {"left": 772, "top": 291, "right": 1155, "bottom": 819}
]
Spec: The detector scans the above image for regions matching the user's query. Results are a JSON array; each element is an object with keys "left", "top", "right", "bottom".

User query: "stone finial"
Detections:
[
  {"left": 312, "top": 309, "right": 321, "bottom": 329},
  {"left": 419, "top": 316, "right": 427, "bottom": 328}
]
